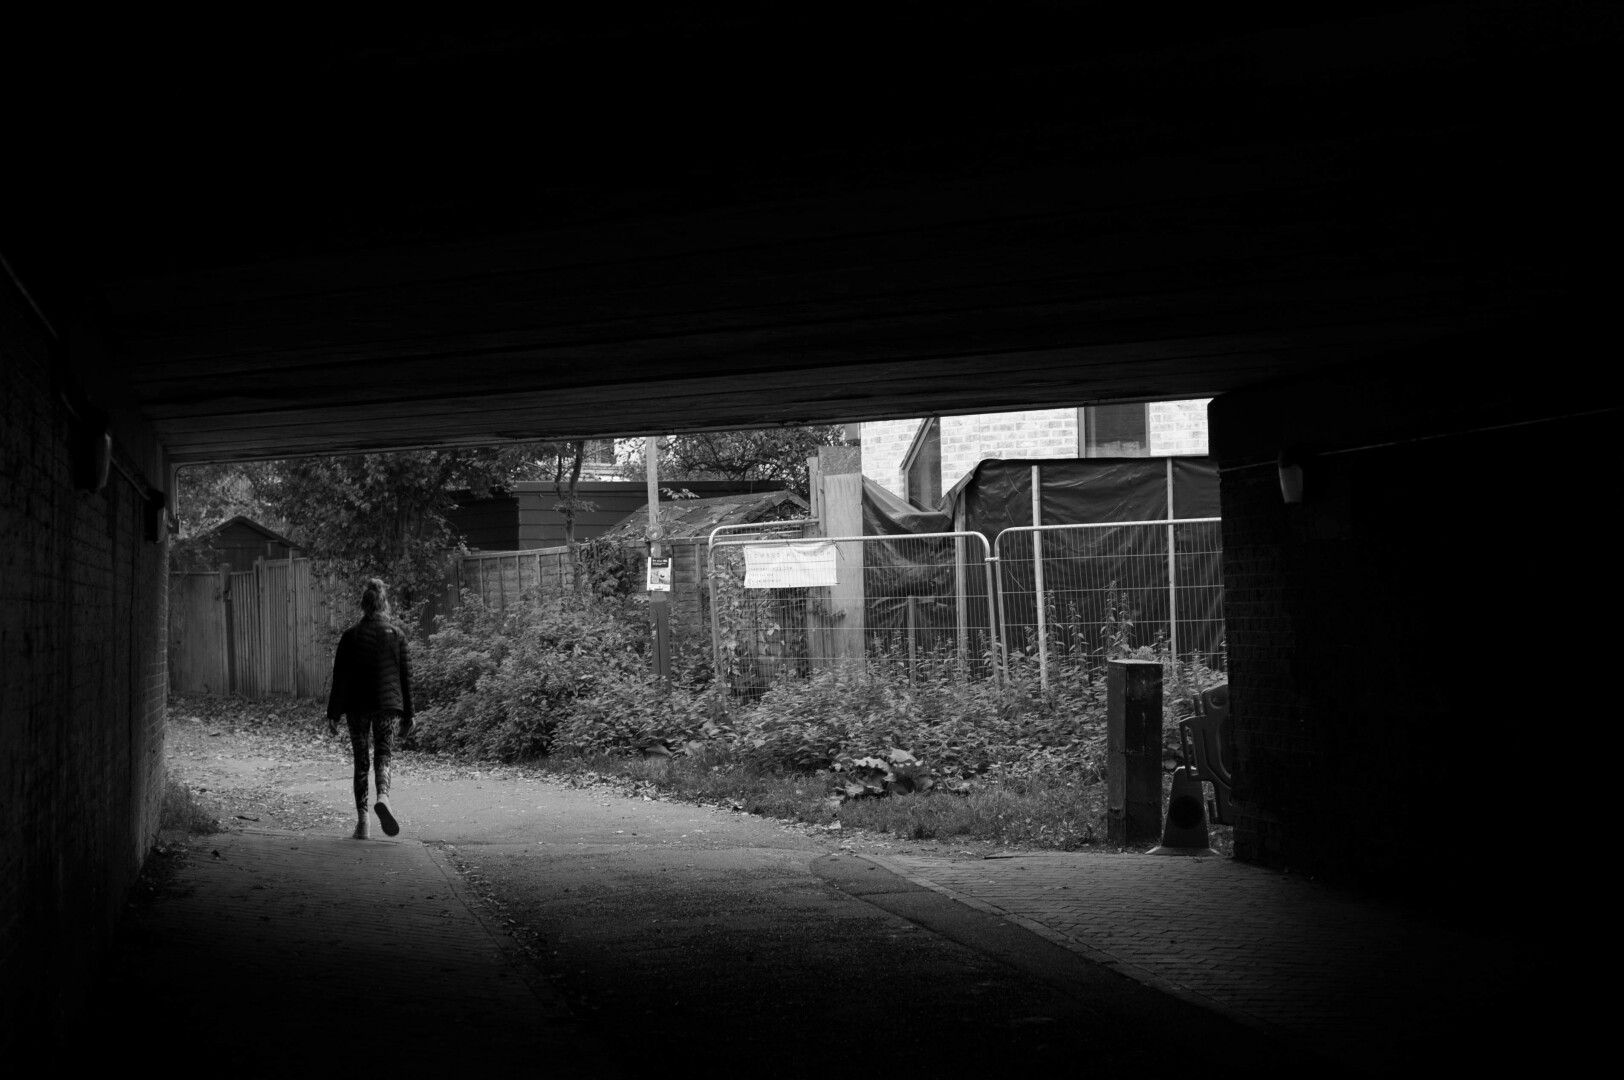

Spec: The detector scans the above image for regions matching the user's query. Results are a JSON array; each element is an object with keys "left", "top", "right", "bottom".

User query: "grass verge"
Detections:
[
  {"left": 159, "top": 776, "right": 220, "bottom": 835},
  {"left": 528, "top": 751, "right": 1131, "bottom": 851}
]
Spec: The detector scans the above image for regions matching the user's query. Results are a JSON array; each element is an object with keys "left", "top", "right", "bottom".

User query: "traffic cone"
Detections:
[{"left": 1148, "top": 766, "right": 1218, "bottom": 856}]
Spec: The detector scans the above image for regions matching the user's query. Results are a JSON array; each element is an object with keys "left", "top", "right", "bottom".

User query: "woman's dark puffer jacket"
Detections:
[{"left": 326, "top": 614, "right": 414, "bottom": 723}]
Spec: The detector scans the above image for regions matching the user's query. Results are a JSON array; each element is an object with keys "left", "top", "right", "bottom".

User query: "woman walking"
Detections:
[{"left": 325, "top": 578, "right": 414, "bottom": 839}]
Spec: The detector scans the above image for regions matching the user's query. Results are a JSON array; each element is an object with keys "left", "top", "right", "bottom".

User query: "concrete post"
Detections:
[
  {"left": 816, "top": 445, "right": 866, "bottom": 673},
  {"left": 1107, "top": 658, "right": 1163, "bottom": 847},
  {"left": 822, "top": 472, "right": 865, "bottom": 669}
]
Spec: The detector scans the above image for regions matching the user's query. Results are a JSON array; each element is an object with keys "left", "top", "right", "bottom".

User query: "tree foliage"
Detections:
[
  {"left": 619, "top": 426, "right": 846, "bottom": 497},
  {"left": 171, "top": 443, "right": 570, "bottom": 607},
  {"left": 169, "top": 461, "right": 285, "bottom": 571}
]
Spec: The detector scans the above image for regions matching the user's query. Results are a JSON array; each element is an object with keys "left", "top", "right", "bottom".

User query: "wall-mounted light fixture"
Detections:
[
  {"left": 144, "top": 490, "right": 168, "bottom": 544},
  {"left": 1278, "top": 447, "right": 1307, "bottom": 505},
  {"left": 74, "top": 417, "right": 112, "bottom": 493}
]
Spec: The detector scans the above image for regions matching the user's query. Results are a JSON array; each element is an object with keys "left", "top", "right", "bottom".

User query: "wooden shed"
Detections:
[
  {"left": 191, "top": 516, "right": 296, "bottom": 573},
  {"left": 512, "top": 480, "right": 793, "bottom": 549}
]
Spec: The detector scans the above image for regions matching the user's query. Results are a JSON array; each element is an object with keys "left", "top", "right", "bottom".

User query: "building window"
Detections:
[
  {"left": 903, "top": 418, "right": 942, "bottom": 510},
  {"left": 1080, "top": 404, "right": 1149, "bottom": 457}
]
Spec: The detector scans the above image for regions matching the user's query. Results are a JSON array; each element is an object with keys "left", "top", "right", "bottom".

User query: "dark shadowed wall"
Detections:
[
  {"left": 1211, "top": 330, "right": 1612, "bottom": 920},
  {"left": 1, "top": 279, "right": 169, "bottom": 1044}
]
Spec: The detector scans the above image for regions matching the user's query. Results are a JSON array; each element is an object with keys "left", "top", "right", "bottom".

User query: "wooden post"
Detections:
[
  {"left": 219, "top": 563, "right": 234, "bottom": 694},
  {"left": 647, "top": 436, "right": 671, "bottom": 684},
  {"left": 286, "top": 551, "right": 299, "bottom": 696},
  {"left": 1107, "top": 659, "right": 1163, "bottom": 847},
  {"left": 807, "top": 454, "right": 822, "bottom": 523}
]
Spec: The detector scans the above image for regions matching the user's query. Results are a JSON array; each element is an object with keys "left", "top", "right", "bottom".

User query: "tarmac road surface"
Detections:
[
  {"left": 292, "top": 765, "right": 1341, "bottom": 1076},
  {"left": 93, "top": 729, "right": 1538, "bottom": 1075}
]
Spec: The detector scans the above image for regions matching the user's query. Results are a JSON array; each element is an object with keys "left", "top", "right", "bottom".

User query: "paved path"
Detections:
[
  {"left": 87, "top": 828, "right": 608, "bottom": 1076},
  {"left": 855, "top": 850, "right": 1559, "bottom": 1074},
  {"left": 112, "top": 725, "right": 1566, "bottom": 1075}
]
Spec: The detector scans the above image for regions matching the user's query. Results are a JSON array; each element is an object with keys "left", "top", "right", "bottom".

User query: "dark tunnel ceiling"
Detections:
[{"left": 16, "top": 4, "right": 1617, "bottom": 463}]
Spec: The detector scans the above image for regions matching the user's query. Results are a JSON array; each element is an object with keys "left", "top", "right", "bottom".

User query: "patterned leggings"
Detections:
[{"left": 346, "top": 710, "right": 400, "bottom": 811}]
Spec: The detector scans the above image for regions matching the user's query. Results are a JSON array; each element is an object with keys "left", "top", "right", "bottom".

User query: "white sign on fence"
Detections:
[
  {"left": 743, "top": 542, "right": 837, "bottom": 588},
  {"left": 646, "top": 557, "right": 672, "bottom": 592}
]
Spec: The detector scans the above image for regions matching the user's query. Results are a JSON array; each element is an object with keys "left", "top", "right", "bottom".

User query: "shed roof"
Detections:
[
  {"left": 600, "top": 490, "right": 809, "bottom": 543},
  {"left": 197, "top": 515, "right": 297, "bottom": 548}
]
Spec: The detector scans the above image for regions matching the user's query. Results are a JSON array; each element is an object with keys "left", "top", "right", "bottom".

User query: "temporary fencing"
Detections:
[
  {"left": 707, "top": 531, "right": 998, "bottom": 698},
  {"left": 992, "top": 518, "right": 1224, "bottom": 690},
  {"left": 706, "top": 517, "right": 1225, "bottom": 704}
]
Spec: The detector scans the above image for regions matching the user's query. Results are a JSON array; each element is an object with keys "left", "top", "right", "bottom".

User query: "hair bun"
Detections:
[{"left": 361, "top": 578, "right": 388, "bottom": 613}]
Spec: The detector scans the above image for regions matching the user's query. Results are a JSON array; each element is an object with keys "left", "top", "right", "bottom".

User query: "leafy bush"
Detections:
[
  {"left": 413, "top": 591, "right": 717, "bottom": 761},
  {"left": 414, "top": 588, "right": 1223, "bottom": 801},
  {"left": 411, "top": 590, "right": 509, "bottom": 711}
]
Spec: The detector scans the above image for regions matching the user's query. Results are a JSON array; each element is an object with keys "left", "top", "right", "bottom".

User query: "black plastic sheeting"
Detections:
[
  {"left": 860, "top": 459, "right": 1223, "bottom": 666},
  {"left": 941, "top": 457, "right": 1219, "bottom": 537},
  {"left": 858, "top": 479, "right": 993, "bottom": 669}
]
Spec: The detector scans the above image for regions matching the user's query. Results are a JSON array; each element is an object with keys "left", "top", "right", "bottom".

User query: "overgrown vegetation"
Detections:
[
  {"left": 159, "top": 777, "right": 220, "bottom": 835},
  {"left": 170, "top": 442, "right": 582, "bottom": 607},
  {"left": 410, "top": 587, "right": 1228, "bottom": 852},
  {"left": 620, "top": 426, "right": 847, "bottom": 499}
]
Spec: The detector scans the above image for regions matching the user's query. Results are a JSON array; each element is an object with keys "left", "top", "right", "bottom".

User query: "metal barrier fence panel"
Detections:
[
  {"left": 708, "top": 532, "right": 998, "bottom": 698},
  {"left": 993, "top": 519, "right": 1224, "bottom": 690}
]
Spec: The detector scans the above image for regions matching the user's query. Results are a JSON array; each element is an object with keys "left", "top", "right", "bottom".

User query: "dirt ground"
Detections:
[{"left": 163, "top": 699, "right": 1012, "bottom": 859}]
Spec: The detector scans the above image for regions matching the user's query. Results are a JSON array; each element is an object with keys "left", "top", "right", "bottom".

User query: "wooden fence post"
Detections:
[
  {"left": 219, "top": 563, "right": 234, "bottom": 694},
  {"left": 287, "top": 550, "right": 299, "bottom": 694}
]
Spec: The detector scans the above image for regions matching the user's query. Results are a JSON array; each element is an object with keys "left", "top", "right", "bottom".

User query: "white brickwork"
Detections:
[
  {"left": 857, "top": 419, "right": 922, "bottom": 498},
  {"left": 940, "top": 410, "right": 1078, "bottom": 491},
  {"left": 1147, "top": 399, "right": 1211, "bottom": 456},
  {"left": 858, "top": 401, "right": 1210, "bottom": 503}
]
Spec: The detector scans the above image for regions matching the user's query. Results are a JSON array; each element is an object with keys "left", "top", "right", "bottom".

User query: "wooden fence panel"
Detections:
[
  {"left": 293, "top": 559, "right": 332, "bottom": 699},
  {"left": 456, "top": 547, "right": 572, "bottom": 610},
  {"left": 454, "top": 543, "right": 711, "bottom": 625},
  {"left": 232, "top": 570, "right": 263, "bottom": 697},
  {"left": 168, "top": 573, "right": 228, "bottom": 694},
  {"left": 169, "top": 557, "right": 332, "bottom": 701},
  {"left": 258, "top": 560, "right": 294, "bottom": 695},
  {"left": 171, "top": 544, "right": 715, "bottom": 699}
]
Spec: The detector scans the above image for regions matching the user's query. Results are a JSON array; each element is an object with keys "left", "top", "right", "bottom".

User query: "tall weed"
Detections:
[{"left": 413, "top": 590, "right": 1225, "bottom": 830}]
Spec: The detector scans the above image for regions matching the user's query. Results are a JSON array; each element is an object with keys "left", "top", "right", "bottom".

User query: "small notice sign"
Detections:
[
  {"left": 646, "top": 557, "right": 672, "bottom": 592},
  {"left": 743, "top": 542, "right": 837, "bottom": 588}
]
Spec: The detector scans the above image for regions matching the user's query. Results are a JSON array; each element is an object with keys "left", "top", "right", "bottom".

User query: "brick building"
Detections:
[{"left": 858, "top": 400, "right": 1210, "bottom": 509}]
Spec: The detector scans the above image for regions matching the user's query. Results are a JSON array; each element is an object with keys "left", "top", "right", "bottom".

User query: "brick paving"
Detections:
[{"left": 864, "top": 850, "right": 1552, "bottom": 1073}]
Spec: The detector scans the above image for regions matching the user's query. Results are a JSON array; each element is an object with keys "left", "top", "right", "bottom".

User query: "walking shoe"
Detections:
[
  {"left": 374, "top": 795, "right": 400, "bottom": 837},
  {"left": 353, "top": 813, "right": 370, "bottom": 840}
]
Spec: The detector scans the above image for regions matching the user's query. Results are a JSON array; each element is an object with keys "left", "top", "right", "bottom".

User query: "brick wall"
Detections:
[
  {"left": 856, "top": 418, "right": 922, "bottom": 498},
  {"left": 862, "top": 403, "right": 1211, "bottom": 501},
  {"left": 1, "top": 281, "right": 168, "bottom": 1043},
  {"left": 941, "top": 410, "right": 1078, "bottom": 491},
  {"left": 1146, "top": 399, "right": 1210, "bottom": 455},
  {"left": 1212, "top": 367, "right": 1608, "bottom": 915}
]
